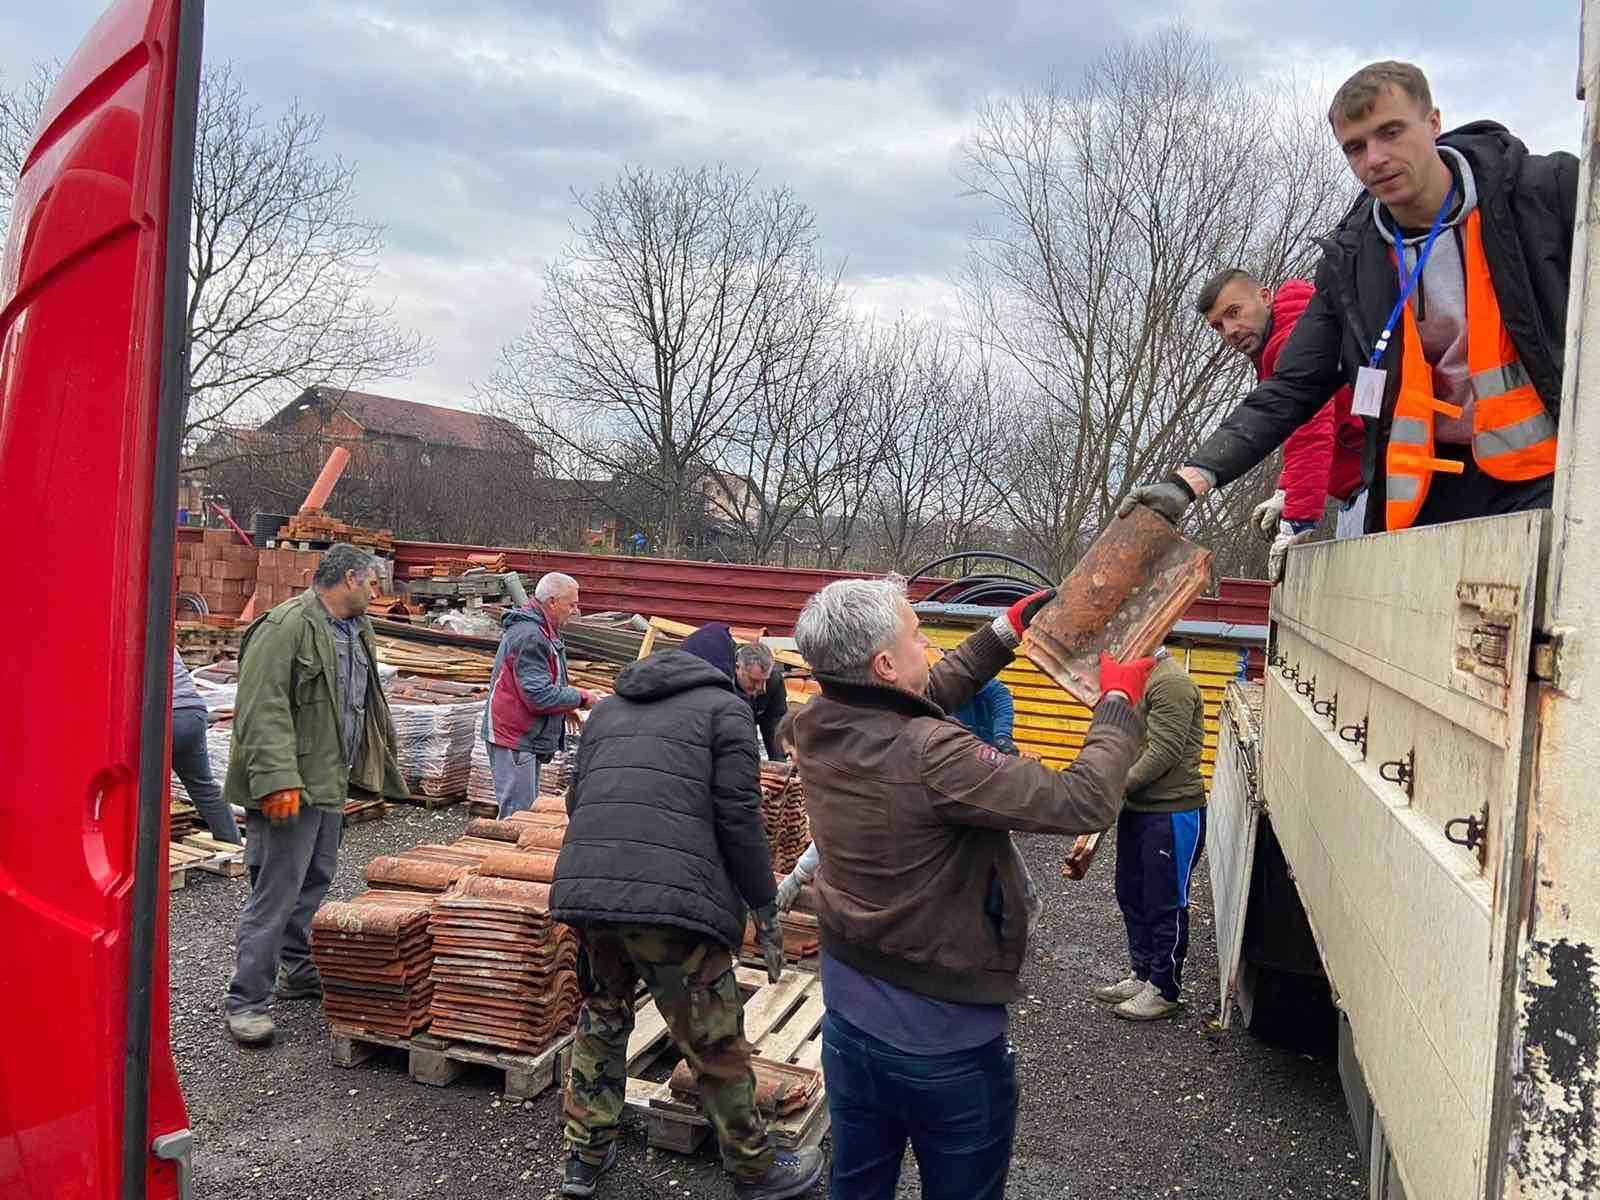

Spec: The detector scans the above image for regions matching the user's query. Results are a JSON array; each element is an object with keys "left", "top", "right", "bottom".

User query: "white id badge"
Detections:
[{"left": 1352, "top": 366, "right": 1386, "bottom": 418}]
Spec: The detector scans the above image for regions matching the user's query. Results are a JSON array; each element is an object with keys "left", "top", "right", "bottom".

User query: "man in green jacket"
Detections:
[
  {"left": 1094, "top": 648, "right": 1207, "bottom": 1022},
  {"left": 223, "top": 543, "right": 409, "bottom": 1046}
]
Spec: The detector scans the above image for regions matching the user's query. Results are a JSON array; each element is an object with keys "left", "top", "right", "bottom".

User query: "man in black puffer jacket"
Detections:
[{"left": 551, "top": 623, "right": 822, "bottom": 1200}]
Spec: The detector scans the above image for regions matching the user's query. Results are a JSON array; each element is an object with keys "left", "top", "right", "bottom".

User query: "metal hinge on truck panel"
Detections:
[
  {"left": 1313, "top": 692, "right": 1338, "bottom": 726},
  {"left": 1443, "top": 804, "right": 1489, "bottom": 867},
  {"left": 1338, "top": 716, "right": 1369, "bottom": 758},
  {"left": 1530, "top": 627, "right": 1570, "bottom": 687},
  {"left": 1454, "top": 581, "right": 1522, "bottom": 704},
  {"left": 1295, "top": 674, "right": 1317, "bottom": 700},
  {"left": 1378, "top": 749, "right": 1416, "bottom": 800}
]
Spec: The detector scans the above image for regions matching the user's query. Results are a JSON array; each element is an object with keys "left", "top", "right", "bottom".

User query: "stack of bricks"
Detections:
[
  {"left": 175, "top": 530, "right": 258, "bottom": 619},
  {"left": 250, "top": 546, "right": 324, "bottom": 613}
]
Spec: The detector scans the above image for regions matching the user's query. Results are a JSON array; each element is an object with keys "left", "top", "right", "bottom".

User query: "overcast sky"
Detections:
[{"left": 0, "top": 1, "right": 1582, "bottom": 410}]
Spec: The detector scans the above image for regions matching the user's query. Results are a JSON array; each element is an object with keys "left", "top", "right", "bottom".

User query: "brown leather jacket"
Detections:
[{"left": 793, "top": 623, "right": 1144, "bottom": 1004}]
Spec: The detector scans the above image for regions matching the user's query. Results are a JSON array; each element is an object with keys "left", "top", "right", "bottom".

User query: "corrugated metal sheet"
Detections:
[
  {"left": 392, "top": 542, "right": 947, "bottom": 635},
  {"left": 393, "top": 539, "right": 1275, "bottom": 640},
  {"left": 922, "top": 622, "right": 1250, "bottom": 786}
]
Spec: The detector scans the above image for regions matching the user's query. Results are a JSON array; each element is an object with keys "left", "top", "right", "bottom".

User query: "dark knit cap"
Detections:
[{"left": 679, "top": 622, "right": 737, "bottom": 680}]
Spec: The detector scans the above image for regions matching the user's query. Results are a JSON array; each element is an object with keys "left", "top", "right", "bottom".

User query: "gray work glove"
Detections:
[
  {"left": 753, "top": 903, "right": 785, "bottom": 983},
  {"left": 1250, "top": 490, "right": 1287, "bottom": 540},
  {"left": 1115, "top": 473, "right": 1197, "bottom": 525},
  {"left": 1267, "top": 521, "right": 1315, "bottom": 583},
  {"left": 774, "top": 871, "right": 805, "bottom": 914}
]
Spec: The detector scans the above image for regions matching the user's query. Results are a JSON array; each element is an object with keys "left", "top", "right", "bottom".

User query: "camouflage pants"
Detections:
[{"left": 563, "top": 922, "right": 773, "bottom": 1179}]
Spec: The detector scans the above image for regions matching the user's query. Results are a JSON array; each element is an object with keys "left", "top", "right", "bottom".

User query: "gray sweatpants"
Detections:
[
  {"left": 226, "top": 805, "right": 343, "bottom": 1015},
  {"left": 488, "top": 743, "right": 542, "bottom": 819}
]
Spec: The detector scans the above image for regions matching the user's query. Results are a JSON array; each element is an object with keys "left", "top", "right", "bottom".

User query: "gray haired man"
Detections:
[
  {"left": 224, "top": 543, "right": 409, "bottom": 1046},
  {"left": 483, "top": 571, "right": 598, "bottom": 818},
  {"left": 734, "top": 641, "right": 788, "bottom": 761},
  {"left": 791, "top": 577, "right": 1154, "bottom": 1198}
]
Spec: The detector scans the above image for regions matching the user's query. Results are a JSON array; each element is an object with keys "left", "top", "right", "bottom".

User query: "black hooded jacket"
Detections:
[
  {"left": 1188, "top": 122, "right": 1578, "bottom": 530},
  {"left": 549, "top": 648, "right": 776, "bottom": 947}
]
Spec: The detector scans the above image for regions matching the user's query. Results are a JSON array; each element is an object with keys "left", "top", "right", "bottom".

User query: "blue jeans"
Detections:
[
  {"left": 487, "top": 743, "right": 541, "bottom": 819},
  {"left": 821, "top": 1012, "right": 1017, "bottom": 1200}
]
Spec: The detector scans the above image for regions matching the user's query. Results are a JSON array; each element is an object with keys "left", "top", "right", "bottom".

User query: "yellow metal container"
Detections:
[{"left": 922, "top": 622, "right": 1248, "bottom": 788}]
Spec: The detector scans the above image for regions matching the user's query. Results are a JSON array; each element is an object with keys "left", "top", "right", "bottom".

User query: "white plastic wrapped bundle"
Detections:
[{"left": 389, "top": 698, "right": 485, "bottom": 798}]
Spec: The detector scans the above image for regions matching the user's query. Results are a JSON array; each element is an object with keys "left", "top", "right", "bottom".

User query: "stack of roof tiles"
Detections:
[
  {"left": 426, "top": 858, "right": 581, "bottom": 1054},
  {"left": 467, "top": 736, "right": 495, "bottom": 810},
  {"left": 311, "top": 888, "right": 437, "bottom": 1038},
  {"left": 758, "top": 762, "right": 810, "bottom": 876},
  {"left": 386, "top": 679, "right": 487, "bottom": 799}
]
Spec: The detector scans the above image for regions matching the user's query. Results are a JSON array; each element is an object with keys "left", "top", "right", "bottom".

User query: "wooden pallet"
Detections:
[
  {"left": 168, "top": 838, "right": 245, "bottom": 888},
  {"left": 328, "top": 985, "right": 667, "bottom": 1102},
  {"left": 343, "top": 799, "right": 388, "bottom": 825},
  {"left": 391, "top": 791, "right": 464, "bottom": 810},
  {"left": 180, "top": 833, "right": 247, "bottom": 878},
  {"left": 623, "top": 967, "right": 828, "bottom": 1155},
  {"left": 466, "top": 799, "right": 498, "bottom": 819}
]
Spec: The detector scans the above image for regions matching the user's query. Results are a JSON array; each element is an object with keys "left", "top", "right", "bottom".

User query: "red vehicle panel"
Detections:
[{"left": 0, "top": 2, "right": 201, "bottom": 1197}]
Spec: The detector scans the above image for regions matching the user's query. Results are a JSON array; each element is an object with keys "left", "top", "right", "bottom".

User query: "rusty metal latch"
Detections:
[
  {"left": 1379, "top": 749, "right": 1416, "bottom": 800},
  {"left": 1338, "top": 716, "right": 1368, "bottom": 758},
  {"left": 1312, "top": 692, "right": 1338, "bottom": 726},
  {"left": 1445, "top": 806, "right": 1488, "bottom": 865}
]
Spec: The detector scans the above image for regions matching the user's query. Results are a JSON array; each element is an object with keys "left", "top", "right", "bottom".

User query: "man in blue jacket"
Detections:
[
  {"left": 953, "top": 676, "right": 1019, "bottom": 755},
  {"left": 481, "top": 572, "right": 597, "bottom": 818}
]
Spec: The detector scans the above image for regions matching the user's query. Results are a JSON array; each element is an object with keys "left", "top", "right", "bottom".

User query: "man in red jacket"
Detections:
[{"left": 1197, "top": 269, "right": 1366, "bottom": 576}]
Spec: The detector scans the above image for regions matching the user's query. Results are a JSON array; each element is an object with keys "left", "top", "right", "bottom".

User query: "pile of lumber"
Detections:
[
  {"left": 758, "top": 762, "right": 810, "bottom": 876},
  {"left": 426, "top": 865, "right": 581, "bottom": 1053},
  {"left": 374, "top": 637, "right": 494, "bottom": 684},
  {"left": 386, "top": 679, "right": 487, "bottom": 798},
  {"left": 311, "top": 890, "right": 436, "bottom": 1037},
  {"left": 275, "top": 508, "right": 394, "bottom": 554},
  {"left": 174, "top": 619, "right": 243, "bottom": 667}
]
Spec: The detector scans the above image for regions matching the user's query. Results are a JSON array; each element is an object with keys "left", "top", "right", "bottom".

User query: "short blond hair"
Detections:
[{"left": 1329, "top": 61, "right": 1432, "bottom": 125}]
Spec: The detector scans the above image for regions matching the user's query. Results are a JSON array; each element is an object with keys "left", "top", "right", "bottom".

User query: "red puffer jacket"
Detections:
[{"left": 1256, "top": 280, "right": 1365, "bottom": 522}]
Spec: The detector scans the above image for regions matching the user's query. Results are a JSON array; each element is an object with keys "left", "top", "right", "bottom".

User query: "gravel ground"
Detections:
[{"left": 170, "top": 805, "right": 1363, "bottom": 1199}]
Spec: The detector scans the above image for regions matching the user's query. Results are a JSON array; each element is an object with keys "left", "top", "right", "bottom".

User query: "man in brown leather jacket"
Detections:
[{"left": 791, "top": 577, "right": 1155, "bottom": 1200}]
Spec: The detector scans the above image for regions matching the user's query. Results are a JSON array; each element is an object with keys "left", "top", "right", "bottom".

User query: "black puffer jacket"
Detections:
[
  {"left": 1189, "top": 122, "right": 1578, "bottom": 530},
  {"left": 550, "top": 649, "right": 776, "bottom": 948}
]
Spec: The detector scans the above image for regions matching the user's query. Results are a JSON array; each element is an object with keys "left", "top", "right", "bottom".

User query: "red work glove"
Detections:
[
  {"left": 1098, "top": 653, "right": 1157, "bottom": 706},
  {"left": 261, "top": 788, "right": 301, "bottom": 824},
  {"left": 1006, "top": 588, "right": 1058, "bottom": 637}
]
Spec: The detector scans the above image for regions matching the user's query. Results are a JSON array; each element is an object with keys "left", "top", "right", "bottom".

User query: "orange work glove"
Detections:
[
  {"left": 261, "top": 788, "right": 301, "bottom": 824},
  {"left": 1097, "top": 653, "right": 1158, "bottom": 707}
]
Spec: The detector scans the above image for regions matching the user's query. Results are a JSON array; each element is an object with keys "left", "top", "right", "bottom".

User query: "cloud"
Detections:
[{"left": 1, "top": 0, "right": 1583, "bottom": 413}]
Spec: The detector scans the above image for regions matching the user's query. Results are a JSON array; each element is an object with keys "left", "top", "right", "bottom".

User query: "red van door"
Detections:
[{"left": 0, "top": 1, "right": 202, "bottom": 1197}]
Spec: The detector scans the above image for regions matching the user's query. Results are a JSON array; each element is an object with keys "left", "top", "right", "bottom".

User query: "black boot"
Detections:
[
  {"left": 734, "top": 1148, "right": 824, "bottom": 1199},
  {"left": 559, "top": 1142, "right": 618, "bottom": 1197}
]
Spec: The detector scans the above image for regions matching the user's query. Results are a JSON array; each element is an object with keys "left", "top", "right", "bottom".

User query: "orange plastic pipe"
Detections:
[{"left": 300, "top": 445, "right": 350, "bottom": 513}]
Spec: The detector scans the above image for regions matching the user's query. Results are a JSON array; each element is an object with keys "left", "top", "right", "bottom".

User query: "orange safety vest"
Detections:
[{"left": 1384, "top": 209, "right": 1557, "bottom": 531}]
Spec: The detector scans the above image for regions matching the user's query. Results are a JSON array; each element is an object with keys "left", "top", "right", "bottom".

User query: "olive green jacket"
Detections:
[
  {"left": 1123, "top": 654, "right": 1207, "bottom": 813},
  {"left": 223, "top": 589, "right": 409, "bottom": 811}
]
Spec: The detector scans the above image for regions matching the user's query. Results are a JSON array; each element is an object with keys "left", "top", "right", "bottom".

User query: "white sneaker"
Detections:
[
  {"left": 1113, "top": 982, "right": 1181, "bottom": 1022},
  {"left": 1093, "top": 975, "right": 1146, "bottom": 1004}
]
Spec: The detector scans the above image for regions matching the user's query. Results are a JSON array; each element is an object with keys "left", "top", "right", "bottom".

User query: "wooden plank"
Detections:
[
  {"left": 738, "top": 971, "right": 812, "bottom": 1045},
  {"left": 759, "top": 988, "right": 825, "bottom": 1064}
]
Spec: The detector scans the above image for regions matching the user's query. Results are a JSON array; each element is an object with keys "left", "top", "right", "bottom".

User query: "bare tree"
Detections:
[
  {"left": 957, "top": 27, "right": 1351, "bottom": 578},
  {"left": 0, "top": 64, "right": 51, "bottom": 233},
  {"left": 0, "top": 63, "right": 428, "bottom": 448},
  {"left": 704, "top": 266, "right": 849, "bottom": 563},
  {"left": 481, "top": 165, "right": 831, "bottom": 554}
]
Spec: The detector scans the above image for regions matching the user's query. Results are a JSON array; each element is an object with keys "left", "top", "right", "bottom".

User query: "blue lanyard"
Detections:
[{"left": 1368, "top": 183, "right": 1457, "bottom": 368}]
